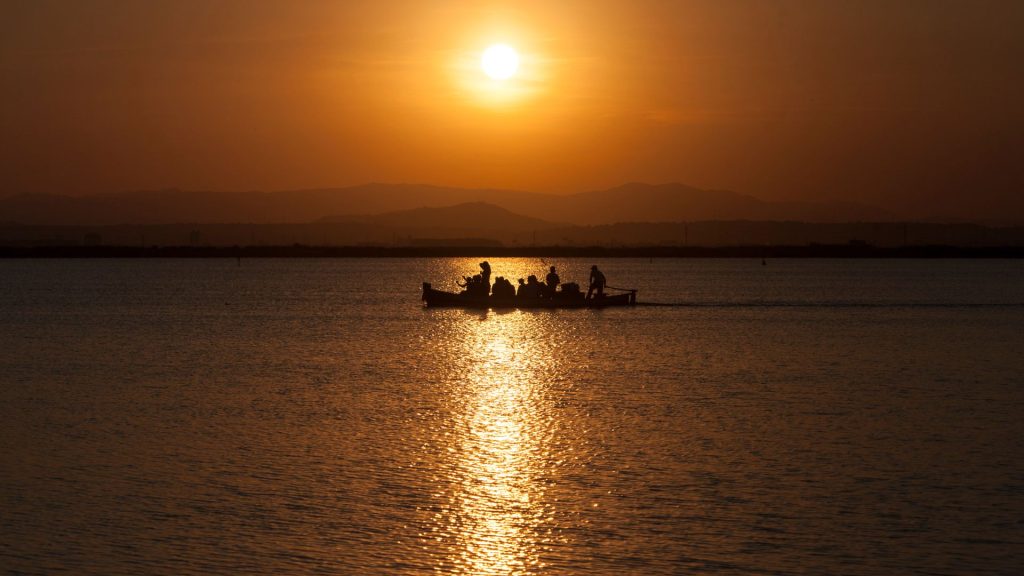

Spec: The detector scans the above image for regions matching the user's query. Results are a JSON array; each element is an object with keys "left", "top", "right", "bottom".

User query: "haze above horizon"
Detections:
[{"left": 2, "top": 1, "right": 1022, "bottom": 222}]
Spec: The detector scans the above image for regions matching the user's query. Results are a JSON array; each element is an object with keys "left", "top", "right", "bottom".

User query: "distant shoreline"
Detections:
[{"left": 1, "top": 245, "right": 1022, "bottom": 258}]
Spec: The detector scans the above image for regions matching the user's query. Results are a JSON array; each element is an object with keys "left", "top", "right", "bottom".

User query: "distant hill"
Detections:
[
  {"left": 0, "top": 182, "right": 898, "bottom": 226},
  {"left": 562, "top": 183, "right": 895, "bottom": 224},
  {"left": 320, "top": 202, "right": 562, "bottom": 232}
]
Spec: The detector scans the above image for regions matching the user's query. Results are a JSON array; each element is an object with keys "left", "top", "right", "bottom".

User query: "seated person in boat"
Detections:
[
  {"left": 492, "top": 276, "right": 516, "bottom": 299},
  {"left": 545, "top": 266, "right": 560, "bottom": 297},
  {"left": 560, "top": 282, "right": 581, "bottom": 296},
  {"left": 586, "top": 265, "right": 607, "bottom": 300},
  {"left": 518, "top": 275, "right": 542, "bottom": 299},
  {"left": 516, "top": 278, "right": 526, "bottom": 297},
  {"left": 457, "top": 274, "right": 488, "bottom": 297}
]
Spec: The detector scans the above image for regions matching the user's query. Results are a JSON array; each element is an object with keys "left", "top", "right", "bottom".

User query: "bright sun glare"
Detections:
[{"left": 481, "top": 44, "right": 520, "bottom": 80}]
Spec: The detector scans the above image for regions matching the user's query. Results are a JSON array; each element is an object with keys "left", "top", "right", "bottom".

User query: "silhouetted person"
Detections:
[
  {"left": 519, "top": 275, "right": 541, "bottom": 299},
  {"left": 529, "top": 275, "right": 542, "bottom": 297},
  {"left": 586, "top": 265, "right": 606, "bottom": 300},
  {"left": 458, "top": 274, "right": 487, "bottom": 297},
  {"left": 492, "top": 276, "right": 515, "bottom": 298},
  {"left": 516, "top": 278, "right": 526, "bottom": 297},
  {"left": 545, "top": 266, "right": 560, "bottom": 297},
  {"left": 479, "top": 261, "right": 492, "bottom": 295}
]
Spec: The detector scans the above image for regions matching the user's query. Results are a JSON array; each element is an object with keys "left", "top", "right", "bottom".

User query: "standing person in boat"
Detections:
[
  {"left": 545, "top": 266, "right": 560, "bottom": 297},
  {"left": 479, "top": 261, "right": 492, "bottom": 295},
  {"left": 586, "top": 265, "right": 607, "bottom": 301}
]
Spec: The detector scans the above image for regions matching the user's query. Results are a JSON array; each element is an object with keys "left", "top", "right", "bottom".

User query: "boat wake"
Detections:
[{"left": 636, "top": 301, "right": 1024, "bottom": 309}]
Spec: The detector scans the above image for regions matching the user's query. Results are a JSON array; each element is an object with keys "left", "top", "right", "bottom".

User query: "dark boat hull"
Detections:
[{"left": 422, "top": 283, "right": 636, "bottom": 309}]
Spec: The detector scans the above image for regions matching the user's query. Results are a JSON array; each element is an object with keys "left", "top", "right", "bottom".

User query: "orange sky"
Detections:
[{"left": 1, "top": 1, "right": 1022, "bottom": 220}]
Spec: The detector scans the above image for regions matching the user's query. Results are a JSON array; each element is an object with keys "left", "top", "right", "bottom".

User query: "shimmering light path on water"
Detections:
[{"left": 1, "top": 258, "right": 1022, "bottom": 574}]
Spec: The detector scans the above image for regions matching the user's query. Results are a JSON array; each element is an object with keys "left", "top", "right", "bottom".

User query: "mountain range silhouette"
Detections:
[{"left": 1, "top": 183, "right": 897, "bottom": 226}]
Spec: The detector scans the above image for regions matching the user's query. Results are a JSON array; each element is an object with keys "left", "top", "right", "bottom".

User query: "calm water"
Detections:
[{"left": 1, "top": 258, "right": 1022, "bottom": 575}]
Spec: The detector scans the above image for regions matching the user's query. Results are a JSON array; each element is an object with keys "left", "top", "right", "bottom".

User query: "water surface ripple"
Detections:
[{"left": 1, "top": 258, "right": 1022, "bottom": 574}]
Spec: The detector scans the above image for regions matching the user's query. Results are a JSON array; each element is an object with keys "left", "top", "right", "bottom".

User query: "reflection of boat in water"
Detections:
[{"left": 422, "top": 282, "right": 637, "bottom": 309}]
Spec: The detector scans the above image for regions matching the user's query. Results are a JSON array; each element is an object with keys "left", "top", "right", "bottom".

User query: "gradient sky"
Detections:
[{"left": 2, "top": 0, "right": 1022, "bottom": 220}]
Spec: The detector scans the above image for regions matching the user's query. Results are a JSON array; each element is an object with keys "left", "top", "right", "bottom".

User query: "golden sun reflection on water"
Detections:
[{"left": 436, "top": 311, "right": 562, "bottom": 575}]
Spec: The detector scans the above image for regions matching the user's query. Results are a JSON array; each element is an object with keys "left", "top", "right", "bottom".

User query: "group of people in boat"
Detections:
[{"left": 457, "top": 261, "right": 608, "bottom": 301}]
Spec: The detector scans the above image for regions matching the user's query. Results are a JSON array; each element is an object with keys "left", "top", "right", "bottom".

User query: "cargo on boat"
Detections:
[{"left": 422, "top": 282, "right": 637, "bottom": 309}]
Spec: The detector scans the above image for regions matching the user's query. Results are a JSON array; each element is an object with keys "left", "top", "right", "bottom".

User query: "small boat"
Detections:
[{"left": 422, "top": 282, "right": 637, "bottom": 309}]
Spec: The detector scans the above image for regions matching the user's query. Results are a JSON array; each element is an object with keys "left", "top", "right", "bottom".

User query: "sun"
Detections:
[{"left": 481, "top": 44, "right": 520, "bottom": 80}]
